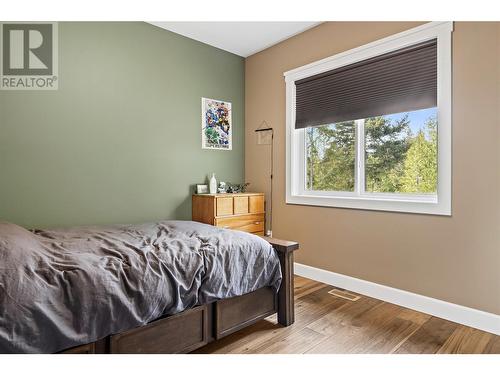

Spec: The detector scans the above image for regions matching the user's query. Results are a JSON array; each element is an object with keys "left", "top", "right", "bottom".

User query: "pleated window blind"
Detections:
[{"left": 295, "top": 39, "right": 437, "bottom": 129}]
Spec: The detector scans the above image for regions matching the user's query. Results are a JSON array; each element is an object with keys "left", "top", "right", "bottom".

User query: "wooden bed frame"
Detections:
[{"left": 60, "top": 237, "right": 299, "bottom": 354}]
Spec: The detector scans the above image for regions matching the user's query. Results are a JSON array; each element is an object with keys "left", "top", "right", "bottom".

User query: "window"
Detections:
[
  {"left": 306, "top": 107, "right": 438, "bottom": 195},
  {"left": 306, "top": 121, "right": 356, "bottom": 192},
  {"left": 285, "top": 22, "right": 452, "bottom": 215}
]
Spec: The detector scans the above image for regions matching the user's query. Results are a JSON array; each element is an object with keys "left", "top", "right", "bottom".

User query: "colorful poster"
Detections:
[{"left": 201, "top": 97, "right": 232, "bottom": 150}]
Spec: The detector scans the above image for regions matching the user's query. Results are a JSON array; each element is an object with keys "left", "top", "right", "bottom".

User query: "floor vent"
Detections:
[{"left": 328, "top": 288, "right": 361, "bottom": 301}]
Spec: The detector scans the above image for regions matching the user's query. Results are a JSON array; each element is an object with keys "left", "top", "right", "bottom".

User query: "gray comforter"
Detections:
[{"left": 0, "top": 220, "right": 281, "bottom": 353}]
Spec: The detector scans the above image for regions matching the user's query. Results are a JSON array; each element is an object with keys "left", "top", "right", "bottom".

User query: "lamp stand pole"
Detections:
[
  {"left": 255, "top": 127, "right": 274, "bottom": 237},
  {"left": 269, "top": 130, "right": 273, "bottom": 237}
]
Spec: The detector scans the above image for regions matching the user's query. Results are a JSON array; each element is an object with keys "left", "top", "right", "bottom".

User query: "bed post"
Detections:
[{"left": 263, "top": 237, "right": 299, "bottom": 326}]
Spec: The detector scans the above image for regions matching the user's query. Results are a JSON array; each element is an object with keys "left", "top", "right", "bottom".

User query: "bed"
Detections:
[{"left": 0, "top": 220, "right": 298, "bottom": 354}]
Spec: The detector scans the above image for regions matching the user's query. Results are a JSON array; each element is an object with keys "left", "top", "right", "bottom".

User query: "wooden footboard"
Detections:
[{"left": 60, "top": 237, "right": 299, "bottom": 354}]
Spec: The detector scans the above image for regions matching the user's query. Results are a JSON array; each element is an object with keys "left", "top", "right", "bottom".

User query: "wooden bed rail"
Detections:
[{"left": 262, "top": 237, "right": 299, "bottom": 327}]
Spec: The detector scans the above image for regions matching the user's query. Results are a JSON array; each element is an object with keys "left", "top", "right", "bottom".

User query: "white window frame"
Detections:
[{"left": 284, "top": 22, "right": 453, "bottom": 215}]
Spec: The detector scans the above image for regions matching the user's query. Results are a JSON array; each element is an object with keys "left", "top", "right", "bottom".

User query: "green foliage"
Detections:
[
  {"left": 306, "top": 121, "right": 355, "bottom": 191},
  {"left": 365, "top": 115, "right": 411, "bottom": 192},
  {"left": 306, "top": 113, "right": 437, "bottom": 194},
  {"left": 401, "top": 119, "right": 437, "bottom": 193}
]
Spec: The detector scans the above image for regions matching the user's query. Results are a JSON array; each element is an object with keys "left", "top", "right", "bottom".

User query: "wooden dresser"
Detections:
[{"left": 192, "top": 192, "right": 265, "bottom": 235}]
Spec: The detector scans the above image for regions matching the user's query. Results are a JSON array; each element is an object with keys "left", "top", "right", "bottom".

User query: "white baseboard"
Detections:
[{"left": 294, "top": 262, "right": 500, "bottom": 335}]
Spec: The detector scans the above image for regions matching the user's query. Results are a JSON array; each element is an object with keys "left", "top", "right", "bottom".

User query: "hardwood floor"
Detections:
[{"left": 195, "top": 276, "right": 499, "bottom": 354}]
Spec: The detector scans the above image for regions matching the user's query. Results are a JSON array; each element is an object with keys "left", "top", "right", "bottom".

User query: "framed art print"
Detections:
[
  {"left": 201, "top": 97, "right": 232, "bottom": 150},
  {"left": 196, "top": 184, "right": 209, "bottom": 194}
]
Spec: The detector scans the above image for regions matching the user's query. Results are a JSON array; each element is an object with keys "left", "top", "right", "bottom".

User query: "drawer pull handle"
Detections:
[{"left": 254, "top": 222, "right": 260, "bottom": 225}]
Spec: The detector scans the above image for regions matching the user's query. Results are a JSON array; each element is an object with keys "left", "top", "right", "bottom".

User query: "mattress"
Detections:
[{"left": 0, "top": 220, "right": 281, "bottom": 353}]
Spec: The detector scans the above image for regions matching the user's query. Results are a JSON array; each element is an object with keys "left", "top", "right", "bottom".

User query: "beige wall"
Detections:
[{"left": 245, "top": 22, "right": 500, "bottom": 315}]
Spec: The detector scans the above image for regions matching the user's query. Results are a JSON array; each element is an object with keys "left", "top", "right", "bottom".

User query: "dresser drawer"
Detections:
[
  {"left": 216, "top": 197, "right": 234, "bottom": 216},
  {"left": 233, "top": 196, "right": 249, "bottom": 214},
  {"left": 249, "top": 195, "right": 264, "bottom": 213},
  {"left": 215, "top": 214, "right": 264, "bottom": 233}
]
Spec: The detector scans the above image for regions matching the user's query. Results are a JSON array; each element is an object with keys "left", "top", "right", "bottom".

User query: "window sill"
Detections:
[{"left": 286, "top": 193, "right": 451, "bottom": 216}]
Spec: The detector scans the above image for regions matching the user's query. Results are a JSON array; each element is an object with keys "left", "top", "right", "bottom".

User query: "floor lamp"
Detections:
[{"left": 255, "top": 122, "right": 274, "bottom": 238}]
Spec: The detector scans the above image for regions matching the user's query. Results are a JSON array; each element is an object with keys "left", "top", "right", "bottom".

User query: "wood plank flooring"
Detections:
[{"left": 194, "top": 276, "right": 499, "bottom": 354}]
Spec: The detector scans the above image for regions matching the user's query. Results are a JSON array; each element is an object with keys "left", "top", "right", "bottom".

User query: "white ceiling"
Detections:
[{"left": 149, "top": 22, "right": 321, "bottom": 57}]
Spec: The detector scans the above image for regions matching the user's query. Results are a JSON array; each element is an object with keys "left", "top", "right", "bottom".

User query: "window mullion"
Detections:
[{"left": 355, "top": 119, "right": 365, "bottom": 197}]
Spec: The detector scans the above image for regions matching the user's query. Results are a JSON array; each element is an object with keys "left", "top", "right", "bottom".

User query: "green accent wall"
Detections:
[{"left": 0, "top": 22, "right": 245, "bottom": 228}]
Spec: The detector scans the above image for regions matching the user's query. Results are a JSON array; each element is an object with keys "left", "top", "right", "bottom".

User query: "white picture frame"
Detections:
[{"left": 196, "top": 184, "right": 209, "bottom": 194}]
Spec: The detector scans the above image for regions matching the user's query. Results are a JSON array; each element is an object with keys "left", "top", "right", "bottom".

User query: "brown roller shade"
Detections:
[{"left": 295, "top": 39, "right": 437, "bottom": 129}]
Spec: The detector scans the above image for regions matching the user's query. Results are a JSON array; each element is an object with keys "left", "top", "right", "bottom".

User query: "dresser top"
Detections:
[{"left": 193, "top": 192, "right": 264, "bottom": 197}]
